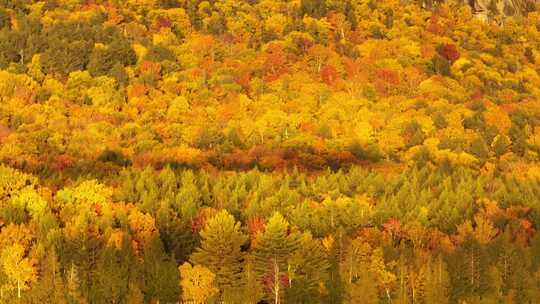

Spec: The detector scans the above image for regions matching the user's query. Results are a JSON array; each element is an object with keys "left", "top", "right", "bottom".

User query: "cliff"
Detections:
[{"left": 468, "top": 0, "right": 538, "bottom": 20}]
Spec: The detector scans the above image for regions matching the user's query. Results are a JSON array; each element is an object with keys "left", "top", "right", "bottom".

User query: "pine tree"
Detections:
[
  {"left": 448, "top": 236, "right": 492, "bottom": 302},
  {"left": 89, "top": 246, "right": 131, "bottom": 304},
  {"left": 241, "top": 255, "right": 264, "bottom": 304},
  {"left": 323, "top": 230, "right": 347, "bottom": 304},
  {"left": 66, "top": 262, "right": 87, "bottom": 304},
  {"left": 253, "top": 213, "right": 299, "bottom": 304},
  {"left": 177, "top": 170, "right": 202, "bottom": 220},
  {"left": 285, "top": 232, "right": 330, "bottom": 303},
  {"left": 141, "top": 235, "right": 179, "bottom": 302},
  {"left": 190, "top": 210, "right": 248, "bottom": 299},
  {"left": 29, "top": 248, "right": 66, "bottom": 303},
  {"left": 423, "top": 254, "right": 449, "bottom": 304}
]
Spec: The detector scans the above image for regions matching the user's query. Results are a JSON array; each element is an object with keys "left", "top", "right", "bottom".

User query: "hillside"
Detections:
[
  {"left": 1, "top": 0, "right": 540, "bottom": 303},
  {"left": 0, "top": 0, "right": 538, "bottom": 175}
]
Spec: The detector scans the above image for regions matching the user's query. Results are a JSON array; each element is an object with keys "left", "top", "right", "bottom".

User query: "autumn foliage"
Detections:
[{"left": 0, "top": 0, "right": 539, "bottom": 302}]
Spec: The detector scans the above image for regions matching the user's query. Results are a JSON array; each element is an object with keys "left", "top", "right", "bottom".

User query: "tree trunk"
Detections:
[
  {"left": 349, "top": 256, "right": 353, "bottom": 284},
  {"left": 385, "top": 287, "right": 393, "bottom": 303},
  {"left": 274, "top": 257, "right": 280, "bottom": 304},
  {"left": 470, "top": 249, "right": 474, "bottom": 286}
]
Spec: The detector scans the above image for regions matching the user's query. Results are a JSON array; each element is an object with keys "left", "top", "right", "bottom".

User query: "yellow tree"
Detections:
[
  {"left": 179, "top": 262, "right": 218, "bottom": 304},
  {"left": 1, "top": 244, "right": 37, "bottom": 299},
  {"left": 370, "top": 248, "right": 397, "bottom": 302}
]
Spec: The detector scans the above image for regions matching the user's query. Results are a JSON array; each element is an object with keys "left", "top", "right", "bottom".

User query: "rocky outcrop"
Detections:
[
  {"left": 469, "top": 0, "right": 538, "bottom": 21},
  {"left": 419, "top": 0, "right": 538, "bottom": 20}
]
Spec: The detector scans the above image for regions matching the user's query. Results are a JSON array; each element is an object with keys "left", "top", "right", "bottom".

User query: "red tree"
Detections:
[{"left": 437, "top": 44, "right": 460, "bottom": 63}]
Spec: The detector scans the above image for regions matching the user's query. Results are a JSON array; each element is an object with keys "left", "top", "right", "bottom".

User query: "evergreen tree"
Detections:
[
  {"left": 65, "top": 262, "right": 87, "bottom": 304},
  {"left": 191, "top": 210, "right": 248, "bottom": 299},
  {"left": 89, "top": 245, "right": 131, "bottom": 304},
  {"left": 285, "top": 232, "right": 330, "bottom": 303},
  {"left": 141, "top": 235, "right": 180, "bottom": 302},
  {"left": 323, "top": 230, "right": 347, "bottom": 304},
  {"left": 253, "top": 213, "right": 300, "bottom": 304},
  {"left": 470, "top": 136, "right": 490, "bottom": 160},
  {"left": 241, "top": 255, "right": 264, "bottom": 304},
  {"left": 423, "top": 254, "right": 449, "bottom": 304},
  {"left": 29, "top": 248, "right": 66, "bottom": 303},
  {"left": 41, "top": 39, "right": 92, "bottom": 74},
  {"left": 177, "top": 170, "right": 202, "bottom": 220},
  {"left": 448, "top": 236, "right": 492, "bottom": 302},
  {"left": 87, "top": 38, "right": 136, "bottom": 77}
]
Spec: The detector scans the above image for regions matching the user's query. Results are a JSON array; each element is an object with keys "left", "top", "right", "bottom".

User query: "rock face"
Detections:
[
  {"left": 420, "top": 0, "right": 537, "bottom": 17},
  {"left": 468, "top": 0, "right": 538, "bottom": 20}
]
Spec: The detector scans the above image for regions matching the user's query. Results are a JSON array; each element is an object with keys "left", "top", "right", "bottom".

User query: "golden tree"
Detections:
[
  {"left": 179, "top": 262, "right": 218, "bottom": 304},
  {"left": 1, "top": 244, "right": 37, "bottom": 299}
]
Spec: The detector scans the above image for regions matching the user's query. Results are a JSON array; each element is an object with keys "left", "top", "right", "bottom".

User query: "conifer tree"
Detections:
[
  {"left": 177, "top": 170, "right": 202, "bottom": 219},
  {"left": 141, "top": 235, "right": 179, "bottom": 302},
  {"left": 285, "top": 232, "right": 330, "bottom": 303},
  {"left": 89, "top": 246, "right": 131, "bottom": 304},
  {"left": 66, "top": 262, "right": 87, "bottom": 304},
  {"left": 423, "top": 254, "right": 450, "bottom": 304},
  {"left": 241, "top": 255, "right": 264, "bottom": 304},
  {"left": 448, "top": 236, "right": 492, "bottom": 302},
  {"left": 29, "top": 248, "right": 66, "bottom": 303},
  {"left": 191, "top": 210, "right": 248, "bottom": 299},
  {"left": 253, "top": 212, "right": 299, "bottom": 304}
]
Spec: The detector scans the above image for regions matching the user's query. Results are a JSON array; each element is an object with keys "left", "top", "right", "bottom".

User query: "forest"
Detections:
[{"left": 1, "top": 0, "right": 540, "bottom": 303}]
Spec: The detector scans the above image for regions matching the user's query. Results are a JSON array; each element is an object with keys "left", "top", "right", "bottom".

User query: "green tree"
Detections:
[
  {"left": 41, "top": 39, "right": 92, "bottom": 74},
  {"left": 65, "top": 263, "right": 87, "bottom": 304},
  {"left": 88, "top": 38, "right": 136, "bottom": 76},
  {"left": 191, "top": 210, "right": 248, "bottom": 299},
  {"left": 286, "top": 232, "right": 330, "bottom": 303},
  {"left": 29, "top": 248, "right": 66, "bottom": 304},
  {"left": 448, "top": 236, "right": 492, "bottom": 302},
  {"left": 141, "top": 235, "right": 180, "bottom": 302},
  {"left": 89, "top": 246, "right": 132, "bottom": 304},
  {"left": 469, "top": 136, "right": 490, "bottom": 160},
  {"left": 0, "top": 9, "right": 9, "bottom": 29},
  {"left": 423, "top": 254, "right": 450, "bottom": 304},
  {"left": 253, "top": 213, "right": 300, "bottom": 304},
  {"left": 492, "top": 134, "right": 511, "bottom": 157}
]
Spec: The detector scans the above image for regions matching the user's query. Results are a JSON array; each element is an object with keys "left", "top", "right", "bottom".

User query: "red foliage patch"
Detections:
[
  {"left": 294, "top": 36, "right": 314, "bottom": 54},
  {"left": 437, "top": 44, "right": 460, "bottom": 63},
  {"left": 128, "top": 83, "right": 148, "bottom": 99},
  {"left": 376, "top": 68, "right": 400, "bottom": 85},
  {"left": 139, "top": 61, "right": 162, "bottom": 77},
  {"left": 247, "top": 216, "right": 266, "bottom": 240},
  {"left": 383, "top": 218, "right": 402, "bottom": 241},
  {"left": 153, "top": 16, "right": 172, "bottom": 31},
  {"left": 54, "top": 154, "right": 73, "bottom": 172},
  {"left": 321, "top": 65, "right": 338, "bottom": 85},
  {"left": 223, "top": 150, "right": 255, "bottom": 170},
  {"left": 262, "top": 43, "right": 289, "bottom": 81}
]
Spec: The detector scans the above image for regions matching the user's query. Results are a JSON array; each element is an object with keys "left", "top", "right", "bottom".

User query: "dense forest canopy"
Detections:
[
  {"left": 0, "top": 0, "right": 539, "bottom": 174},
  {"left": 1, "top": 0, "right": 540, "bottom": 303}
]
